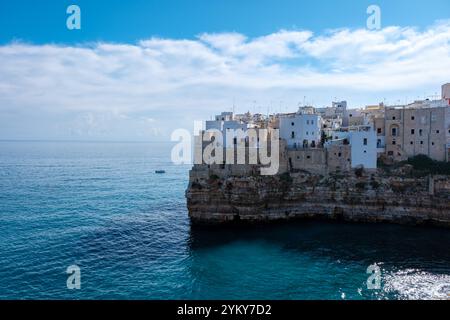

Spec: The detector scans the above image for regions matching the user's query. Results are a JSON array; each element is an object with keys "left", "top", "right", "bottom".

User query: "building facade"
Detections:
[
  {"left": 384, "top": 101, "right": 449, "bottom": 162},
  {"left": 279, "top": 109, "right": 322, "bottom": 149},
  {"left": 442, "top": 83, "right": 450, "bottom": 100},
  {"left": 326, "top": 125, "right": 377, "bottom": 169}
]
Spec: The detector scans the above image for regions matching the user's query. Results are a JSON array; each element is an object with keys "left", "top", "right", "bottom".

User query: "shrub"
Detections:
[
  {"left": 209, "top": 174, "right": 220, "bottom": 180},
  {"left": 355, "top": 182, "right": 366, "bottom": 190},
  {"left": 370, "top": 180, "right": 380, "bottom": 189},
  {"left": 280, "top": 172, "right": 293, "bottom": 183},
  {"left": 391, "top": 184, "right": 406, "bottom": 193},
  {"left": 406, "top": 155, "right": 450, "bottom": 175},
  {"left": 354, "top": 166, "right": 365, "bottom": 178}
]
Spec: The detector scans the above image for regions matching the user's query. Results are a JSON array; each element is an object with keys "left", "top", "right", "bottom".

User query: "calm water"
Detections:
[{"left": 0, "top": 141, "right": 449, "bottom": 300}]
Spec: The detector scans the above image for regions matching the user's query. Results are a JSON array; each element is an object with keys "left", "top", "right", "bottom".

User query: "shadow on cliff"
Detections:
[{"left": 188, "top": 220, "right": 450, "bottom": 272}]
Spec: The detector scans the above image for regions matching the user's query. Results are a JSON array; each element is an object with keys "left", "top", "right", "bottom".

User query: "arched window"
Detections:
[{"left": 390, "top": 124, "right": 399, "bottom": 137}]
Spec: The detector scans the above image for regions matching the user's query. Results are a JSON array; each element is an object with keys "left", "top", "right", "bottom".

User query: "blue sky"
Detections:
[
  {"left": 1, "top": 0, "right": 449, "bottom": 43},
  {"left": 0, "top": 1, "right": 449, "bottom": 141}
]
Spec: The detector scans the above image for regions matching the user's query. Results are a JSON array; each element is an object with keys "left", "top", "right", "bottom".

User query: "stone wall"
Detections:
[
  {"left": 326, "top": 144, "right": 351, "bottom": 172},
  {"left": 287, "top": 149, "right": 327, "bottom": 174}
]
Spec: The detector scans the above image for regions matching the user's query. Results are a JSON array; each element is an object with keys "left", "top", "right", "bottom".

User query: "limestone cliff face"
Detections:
[{"left": 186, "top": 167, "right": 450, "bottom": 227}]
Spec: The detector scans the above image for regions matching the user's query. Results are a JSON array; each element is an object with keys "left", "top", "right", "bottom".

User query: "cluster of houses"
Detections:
[{"left": 202, "top": 83, "right": 450, "bottom": 173}]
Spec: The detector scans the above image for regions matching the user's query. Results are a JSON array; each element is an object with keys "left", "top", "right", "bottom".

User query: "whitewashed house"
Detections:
[
  {"left": 205, "top": 112, "right": 252, "bottom": 148},
  {"left": 280, "top": 108, "right": 322, "bottom": 149},
  {"left": 326, "top": 125, "right": 377, "bottom": 169}
]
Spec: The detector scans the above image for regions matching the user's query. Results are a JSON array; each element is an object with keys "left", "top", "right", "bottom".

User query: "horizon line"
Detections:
[{"left": 0, "top": 139, "right": 174, "bottom": 143}]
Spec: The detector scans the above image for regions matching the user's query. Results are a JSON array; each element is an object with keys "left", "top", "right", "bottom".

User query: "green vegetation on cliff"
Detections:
[{"left": 405, "top": 155, "right": 450, "bottom": 175}]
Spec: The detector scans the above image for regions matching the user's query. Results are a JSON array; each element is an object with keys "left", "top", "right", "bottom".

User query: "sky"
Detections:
[{"left": 0, "top": 0, "right": 449, "bottom": 141}]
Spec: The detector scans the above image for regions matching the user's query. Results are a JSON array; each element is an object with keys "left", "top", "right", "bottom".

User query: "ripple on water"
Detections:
[{"left": 0, "top": 141, "right": 449, "bottom": 300}]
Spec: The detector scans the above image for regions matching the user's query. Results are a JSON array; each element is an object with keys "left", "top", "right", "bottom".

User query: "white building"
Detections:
[
  {"left": 223, "top": 120, "right": 248, "bottom": 147},
  {"left": 205, "top": 112, "right": 253, "bottom": 148},
  {"left": 326, "top": 125, "right": 377, "bottom": 169},
  {"left": 280, "top": 109, "right": 322, "bottom": 149},
  {"left": 332, "top": 101, "right": 348, "bottom": 126}
]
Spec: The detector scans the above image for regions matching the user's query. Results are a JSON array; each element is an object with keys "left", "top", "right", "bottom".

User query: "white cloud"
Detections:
[{"left": 0, "top": 20, "right": 449, "bottom": 140}]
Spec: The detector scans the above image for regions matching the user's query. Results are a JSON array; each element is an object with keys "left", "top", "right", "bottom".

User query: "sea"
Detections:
[{"left": 0, "top": 141, "right": 449, "bottom": 300}]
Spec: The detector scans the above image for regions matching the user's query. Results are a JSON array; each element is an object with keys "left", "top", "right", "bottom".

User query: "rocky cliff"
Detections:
[{"left": 186, "top": 165, "right": 450, "bottom": 227}]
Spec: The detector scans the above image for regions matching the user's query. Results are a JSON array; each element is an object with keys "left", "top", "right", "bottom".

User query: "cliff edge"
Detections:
[{"left": 186, "top": 164, "right": 450, "bottom": 227}]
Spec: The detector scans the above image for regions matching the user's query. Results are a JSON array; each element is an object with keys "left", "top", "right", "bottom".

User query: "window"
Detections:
[
  {"left": 391, "top": 127, "right": 397, "bottom": 136},
  {"left": 410, "top": 141, "right": 413, "bottom": 145},
  {"left": 377, "top": 128, "right": 382, "bottom": 134},
  {"left": 392, "top": 116, "right": 396, "bottom": 120},
  {"left": 388, "top": 151, "right": 394, "bottom": 156},
  {"left": 338, "top": 153, "right": 342, "bottom": 157},
  {"left": 432, "top": 142, "right": 435, "bottom": 146},
  {"left": 411, "top": 129, "right": 415, "bottom": 135},
  {"left": 311, "top": 120, "right": 314, "bottom": 125},
  {"left": 306, "top": 120, "right": 310, "bottom": 125},
  {"left": 291, "top": 132, "right": 295, "bottom": 139},
  {"left": 436, "top": 130, "right": 440, "bottom": 134},
  {"left": 303, "top": 140, "right": 308, "bottom": 148},
  {"left": 306, "top": 155, "right": 311, "bottom": 159},
  {"left": 364, "top": 150, "right": 367, "bottom": 153},
  {"left": 363, "top": 138, "right": 367, "bottom": 146},
  {"left": 411, "top": 116, "right": 415, "bottom": 120},
  {"left": 311, "top": 132, "right": 314, "bottom": 136},
  {"left": 392, "top": 140, "right": 396, "bottom": 145},
  {"left": 419, "top": 129, "right": 423, "bottom": 136},
  {"left": 306, "top": 131, "right": 309, "bottom": 135},
  {"left": 291, "top": 122, "right": 295, "bottom": 126},
  {"left": 420, "top": 141, "right": 423, "bottom": 145}
]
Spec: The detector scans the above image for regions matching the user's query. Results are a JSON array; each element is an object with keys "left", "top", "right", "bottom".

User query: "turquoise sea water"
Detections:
[{"left": 0, "top": 141, "right": 449, "bottom": 300}]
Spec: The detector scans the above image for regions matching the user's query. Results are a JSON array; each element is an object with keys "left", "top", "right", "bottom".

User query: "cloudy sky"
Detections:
[{"left": 0, "top": 0, "right": 449, "bottom": 141}]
